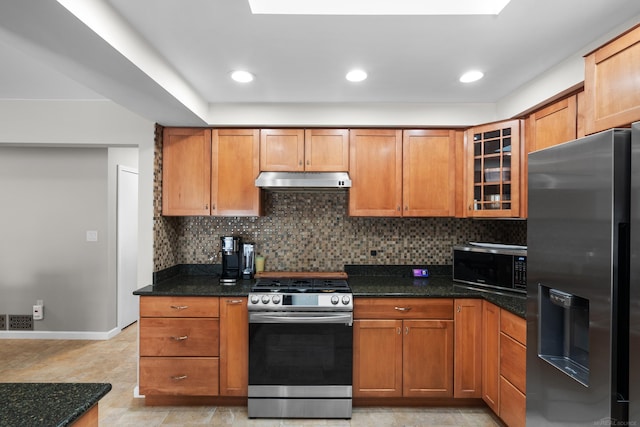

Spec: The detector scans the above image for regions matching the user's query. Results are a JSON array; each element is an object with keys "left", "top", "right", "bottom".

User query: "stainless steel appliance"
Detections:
[
  {"left": 220, "top": 236, "right": 241, "bottom": 283},
  {"left": 242, "top": 242, "right": 256, "bottom": 280},
  {"left": 527, "top": 126, "right": 637, "bottom": 425},
  {"left": 248, "top": 275, "right": 353, "bottom": 419},
  {"left": 452, "top": 243, "right": 527, "bottom": 293}
]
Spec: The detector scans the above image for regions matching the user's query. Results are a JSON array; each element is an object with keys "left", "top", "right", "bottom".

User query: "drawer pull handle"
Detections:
[
  {"left": 171, "top": 335, "right": 188, "bottom": 341},
  {"left": 170, "top": 305, "right": 189, "bottom": 310},
  {"left": 394, "top": 306, "right": 411, "bottom": 312},
  {"left": 227, "top": 299, "right": 243, "bottom": 304},
  {"left": 171, "top": 375, "right": 188, "bottom": 381}
]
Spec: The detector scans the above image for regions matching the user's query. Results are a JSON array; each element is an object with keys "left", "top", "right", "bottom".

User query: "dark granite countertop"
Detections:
[
  {"left": 0, "top": 383, "right": 111, "bottom": 427},
  {"left": 135, "top": 264, "right": 526, "bottom": 318}
]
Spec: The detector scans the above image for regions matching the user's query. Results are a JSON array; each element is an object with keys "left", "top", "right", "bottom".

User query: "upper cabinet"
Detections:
[
  {"left": 259, "top": 128, "right": 349, "bottom": 172},
  {"left": 403, "top": 130, "right": 457, "bottom": 217},
  {"left": 212, "top": 129, "right": 262, "bottom": 216},
  {"left": 464, "top": 120, "right": 522, "bottom": 218},
  {"left": 162, "top": 127, "right": 262, "bottom": 217},
  {"left": 584, "top": 23, "right": 640, "bottom": 134},
  {"left": 162, "top": 128, "right": 212, "bottom": 216},
  {"left": 349, "top": 129, "right": 457, "bottom": 217}
]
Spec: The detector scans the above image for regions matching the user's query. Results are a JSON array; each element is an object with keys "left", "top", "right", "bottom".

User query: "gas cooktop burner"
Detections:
[{"left": 252, "top": 278, "right": 350, "bottom": 293}]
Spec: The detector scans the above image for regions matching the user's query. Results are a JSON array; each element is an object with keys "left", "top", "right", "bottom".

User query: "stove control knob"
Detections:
[
  {"left": 342, "top": 295, "right": 351, "bottom": 305},
  {"left": 272, "top": 295, "right": 281, "bottom": 305},
  {"left": 331, "top": 295, "right": 339, "bottom": 305},
  {"left": 261, "top": 295, "right": 271, "bottom": 304},
  {"left": 250, "top": 295, "right": 260, "bottom": 305}
]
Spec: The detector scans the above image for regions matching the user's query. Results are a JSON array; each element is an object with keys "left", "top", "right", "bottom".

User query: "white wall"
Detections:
[{"left": 0, "top": 99, "right": 154, "bottom": 338}]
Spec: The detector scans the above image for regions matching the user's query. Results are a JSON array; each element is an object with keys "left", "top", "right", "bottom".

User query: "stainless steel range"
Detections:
[{"left": 248, "top": 275, "right": 353, "bottom": 419}]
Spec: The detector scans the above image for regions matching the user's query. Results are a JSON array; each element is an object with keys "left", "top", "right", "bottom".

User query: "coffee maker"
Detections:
[{"left": 220, "top": 236, "right": 241, "bottom": 284}]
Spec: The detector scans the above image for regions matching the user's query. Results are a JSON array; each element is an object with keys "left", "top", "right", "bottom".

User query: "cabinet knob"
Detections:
[
  {"left": 171, "top": 375, "right": 188, "bottom": 381},
  {"left": 397, "top": 327, "right": 401, "bottom": 335},
  {"left": 405, "top": 206, "right": 408, "bottom": 211},
  {"left": 205, "top": 204, "right": 208, "bottom": 210},
  {"left": 397, "top": 206, "right": 401, "bottom": 211},
  {"left": 457, "top": 306, "right": 461, "bottom": 313},
  {"left": 394, "top": 306, "right": 412, "bottom": 312},
  {"left": 171, "top": 335, "right": 189, "bottom": 341},
  {"left": 170, "top": 305, "right": 188, "bottom": 310},
  {"left": 405, "top": 326, "right": 409, "bottom": 335},
  {"left": 306, "top": 160, "right": 310, "bottom": 165},
  {"left": 299, "top": 160, "right": 303, "bottom": 165},
  {"left": 227, "top": 299, "right": 243, "bottom": 304}
]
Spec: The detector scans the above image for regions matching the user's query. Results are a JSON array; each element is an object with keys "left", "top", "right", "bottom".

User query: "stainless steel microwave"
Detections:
[{"left": 453, "top": 244, "right": 527, "bottom": 293}]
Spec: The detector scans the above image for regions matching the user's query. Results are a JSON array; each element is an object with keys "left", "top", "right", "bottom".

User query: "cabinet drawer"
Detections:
[
  {"left": 354, "top": 298, "right": 453, "bottom": 319},
  {"left": 140, "top": 296, "right": 219, "bottom": 318},
  {"left": 140, "top": 318, "right": 219, "bottom": 357},
  {"left": 140, "top": 357, "right": 219, "bottom": 396},
  {"left": 499, "top": 376, "right": 526, "bottom": 427},
  {"left": 500, "top": 309, "right": 526, "bottom": 345},
  {"left": 500, "top": 333, "right": 526, "bottom": 394}
]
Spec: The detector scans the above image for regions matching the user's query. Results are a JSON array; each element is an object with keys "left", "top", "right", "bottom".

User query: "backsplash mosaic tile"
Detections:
[{"left": 153, "top": 125, "right": 527, "bottom": 272}]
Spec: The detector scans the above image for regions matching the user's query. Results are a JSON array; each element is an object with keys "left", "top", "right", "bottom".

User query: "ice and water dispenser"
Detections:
[{"left": 538, "top": 285, "right": 590, "bottom": 386}]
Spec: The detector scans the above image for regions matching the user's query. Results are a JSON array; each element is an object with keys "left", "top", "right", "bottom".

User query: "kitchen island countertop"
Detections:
[
  {"left": 0, "top": 382, "right": 111, "bottom": 427},
  {"left": 134, "top": 273, "right": 525, "bottom": 318}
]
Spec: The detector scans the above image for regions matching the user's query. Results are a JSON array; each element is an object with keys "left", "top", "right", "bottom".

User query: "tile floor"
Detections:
[{"left": 0, "top": 323, "right": 503, "bottom": 426}]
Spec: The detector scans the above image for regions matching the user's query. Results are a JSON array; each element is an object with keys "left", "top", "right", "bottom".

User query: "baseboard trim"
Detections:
[{"left": 0, "top": 327, "right": 121, "bottom": 340}]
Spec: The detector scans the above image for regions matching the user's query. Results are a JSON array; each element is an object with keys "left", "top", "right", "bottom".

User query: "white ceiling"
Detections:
[{"left": 0, "top": 0, "right": 639, "bottom": 126}]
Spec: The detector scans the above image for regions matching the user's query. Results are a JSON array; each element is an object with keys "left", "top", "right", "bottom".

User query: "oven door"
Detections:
[{"left": 248, "top": 311, "right": 353, "bottom": 393}]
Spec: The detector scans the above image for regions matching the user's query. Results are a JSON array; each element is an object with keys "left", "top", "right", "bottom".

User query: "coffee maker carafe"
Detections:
[{"left": 220, "top": 236, "right": 241, "bottom": 284}]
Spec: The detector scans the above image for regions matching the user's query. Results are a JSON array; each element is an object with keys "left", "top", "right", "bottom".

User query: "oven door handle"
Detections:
[{"left": 249, "top": 312, "right": 353, "bottom": 325}]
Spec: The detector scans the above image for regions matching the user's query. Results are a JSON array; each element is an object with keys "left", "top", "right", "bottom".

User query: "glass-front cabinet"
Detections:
[{"left": 465, "top": 120, "right": 522, "bottom": 218}]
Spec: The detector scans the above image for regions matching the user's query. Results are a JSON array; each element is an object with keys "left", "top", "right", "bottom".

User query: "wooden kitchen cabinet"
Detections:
[
  {"left": 453, "top": 299, "right": 482, "bottom": 398},
  {"left": 464, "top": 120, "right": 522, "bottom": 218},
  {"left": 481, "top": 301, "right": 527, "bottom": 427},
  {"left": 349, "top": 129, "right": 403, "bottom": 216},
  {"left": 139, "top": 296, "right": 220, "bottom": 397},
  {"left": 162, "top": 127, "right": 262, "bottom": 216},
  {"left": 162, "top": 128, "right": 212, "bottom": 216},
  {"left": 219, "top": 297, "right": 248, "bottom": 396},
  {"left": 349, "top": 129, "right": 457, "bottom": 217},
  {"left": 402, "top": 129, "right": 457, "bottom": 217},
  {"left": 481, "top": 301, "right": 500, "bottom": 414},
  {"left": 353, "top": 298, "right": 454, "bottom": 398},
  {"left": 584, "top": 23, "right": 640, "bottom": 135},
  {"left": 211, "top": 129, "right": 262, "bottom": 216},
  {"left": 522, "top": 94, "right": 579, "bottom": 217},
  {"left": 259, "top": 128, "right": 349, "bottom": 171}
]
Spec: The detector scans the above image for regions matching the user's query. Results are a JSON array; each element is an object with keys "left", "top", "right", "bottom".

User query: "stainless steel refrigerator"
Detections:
[{"left": 527, "top": 125, "right": 638, "bottom": 425}]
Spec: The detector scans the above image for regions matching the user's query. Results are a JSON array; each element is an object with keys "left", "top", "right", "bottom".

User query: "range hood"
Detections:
[{"left": 255, "top": 171, "right": 351, "bottom": 190}]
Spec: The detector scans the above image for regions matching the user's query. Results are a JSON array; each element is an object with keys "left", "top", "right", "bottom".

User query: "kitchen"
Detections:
[{"left": 1, "top": 1, "right": 640, "bottom": 425}]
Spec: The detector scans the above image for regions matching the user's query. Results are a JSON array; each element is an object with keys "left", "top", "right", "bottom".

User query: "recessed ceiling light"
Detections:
[
  {"left": 460, "top": 70, "right": 484, "bottom": 83},
  {"left": 346, "top": 69, "right": 367, "bottom": 82},
  {"left": 249, "top": 0, "right": 511, "bottom": 15},
  {"left": 231, "top": 70, "right": 254, "bottom": 83}
]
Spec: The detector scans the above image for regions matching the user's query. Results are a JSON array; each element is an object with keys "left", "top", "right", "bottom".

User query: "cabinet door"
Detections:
[
  {"left": 353, "top": 319, "right": 403, "bottom": 397},
  {"left": 584, "top": 24, "right": 640, "bottom": 134},
  {"left": 162, "top": 128, "right": 211, "bottom": 215},
  {"left": 219, "top": 297, "right": 248, "bottom": 396},
  {"left": 482, "top": 301, "right": 500, "bottom": 414},
  {"left": 403, "top": 319, "right": 454, "bottom": 398},
  {"left": 523, "top": 95, "right": 578, "bottom": 217},
  {"left": 465, "top": 120, "right": 521, "bottom": 218},
  {"left": 212, "top": 129, "right": 261, "bottom": 216},
  {"left": 453, "top": 299, "right": 482, "bottom": 398},
  {"left": 402, "top": 130, "right": 456, "bottom": 217},
  {"left": 304, "top": 129, "right": 349, "bottom": 171},
  {"left": 260, "top": 129, "right": 305, "bottom": 171},
  {"left": 349, "top": 129, "right": 403, "bottom": 217},
  {"left": 499, "top": 376, "right": 526, "bottom": 427}
]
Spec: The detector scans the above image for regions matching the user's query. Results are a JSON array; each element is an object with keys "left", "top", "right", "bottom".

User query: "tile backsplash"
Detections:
[{"left": 153, "top": 125, "right": 526, "bottom": 272}]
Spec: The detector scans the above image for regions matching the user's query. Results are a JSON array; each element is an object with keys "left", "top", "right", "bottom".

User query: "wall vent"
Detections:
[{"left": 8, "top": 314, "right": 33, "bottom": 330}]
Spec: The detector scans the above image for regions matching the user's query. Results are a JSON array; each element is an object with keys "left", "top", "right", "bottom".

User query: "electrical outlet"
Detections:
[
  {"left": 8, "top": 315, "right": 33, "bottom": 330},
  {"left": 0, "top": 314, "right": 6, "bottom": 330}
]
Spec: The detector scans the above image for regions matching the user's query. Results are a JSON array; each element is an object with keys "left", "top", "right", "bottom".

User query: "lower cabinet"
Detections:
[
  {"left": 482, "top": 301, "right": 527, "bottom": 427},
  {"left": 139, "top": 296, "right": 220, "bottom": 397},
  {"left": 353, "top": 298, "right": 454, "bottom": 398},
  {"left": 454, "top": 298, "right": 483, "bottom": 398},
  {"left": 219, "top": 297, "right": 248, "bottom": 396}
]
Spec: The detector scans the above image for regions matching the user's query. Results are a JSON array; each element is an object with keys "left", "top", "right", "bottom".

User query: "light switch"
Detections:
[{"left": 86, "top": 230, "right": 98, "bottom": 242}]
